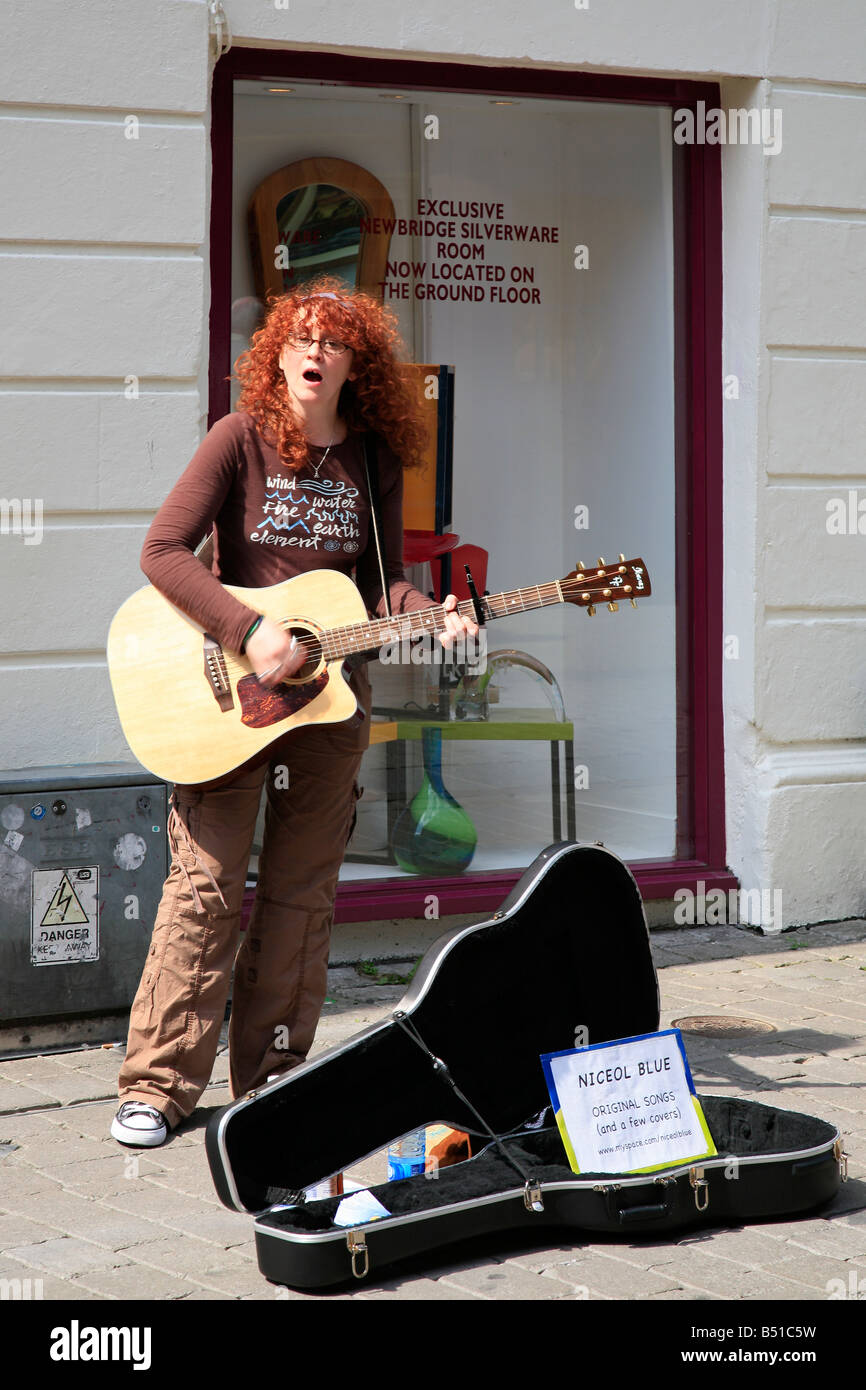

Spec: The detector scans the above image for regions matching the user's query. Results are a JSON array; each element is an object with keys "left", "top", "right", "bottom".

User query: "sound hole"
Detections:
[{"left": 285, "top": 625, "right": 323, "bottom": 681}]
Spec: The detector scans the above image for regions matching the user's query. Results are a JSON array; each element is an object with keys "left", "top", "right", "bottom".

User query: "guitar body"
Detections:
[
  {"left": 107, "top": 569, "right": 366, "bottom": 784},
  {"left": 107, "top": 554, "right": 653, "bottom": 785}
]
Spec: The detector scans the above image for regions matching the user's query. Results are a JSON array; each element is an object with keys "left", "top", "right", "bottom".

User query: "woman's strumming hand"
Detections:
[{"left": 246, "top": 617, "right": 307, "bottom": 688}]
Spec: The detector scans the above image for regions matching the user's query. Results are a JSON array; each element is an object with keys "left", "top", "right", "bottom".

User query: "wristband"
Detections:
[{"left": 240, "top": 615, "right": 263, "bottom": 653}]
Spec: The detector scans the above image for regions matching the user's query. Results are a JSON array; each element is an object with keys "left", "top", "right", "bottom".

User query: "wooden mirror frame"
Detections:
[{"left": 248, "top": 156, "right": 396, "bottom": 301}]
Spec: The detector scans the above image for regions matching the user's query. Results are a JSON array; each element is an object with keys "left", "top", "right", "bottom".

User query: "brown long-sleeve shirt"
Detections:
[{"left": 140, "top": 411, "right": 434, "bottom": 652}]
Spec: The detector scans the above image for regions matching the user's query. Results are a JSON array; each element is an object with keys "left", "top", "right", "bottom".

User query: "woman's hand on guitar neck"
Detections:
[
  {"left": 438, "top": 594, "right": 479, "bottom": 649},
  {"left": 245, "top": 617, "right": 307, "bottom": 688}
]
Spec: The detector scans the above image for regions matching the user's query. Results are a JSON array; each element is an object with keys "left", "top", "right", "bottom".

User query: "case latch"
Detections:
[
  {"left": 523, "top": 1181, "right": 544, "bottom": 1213},
  {"left": 689, "top": 1166, "right": 710, "bottom": 1211},
  {"left": 834, "top": 1139, "right": 849, "bottom": 1181},
  {"left": 347, "top": 1228, "right": 370, "bottom": 1279}
]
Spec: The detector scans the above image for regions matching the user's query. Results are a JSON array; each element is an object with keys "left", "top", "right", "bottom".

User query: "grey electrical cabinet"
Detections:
[{"left": 0, "top": 764, "right": 169, "bottom": 1024}]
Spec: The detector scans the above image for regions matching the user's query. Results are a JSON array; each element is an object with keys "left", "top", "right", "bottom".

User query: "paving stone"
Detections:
[
  {"left": 66, "top": 1265, "right": 197, "bottom": 1300},
  {"left": 0, "top": 1057, "right": 90, "bottom": 1081},
  {"left": 654, "top": 1227, "right": 790, "bottom": 1269},
  {"left": 0, "top": 1211, "right": 63, "bottom": 1248},
  {"left": 542, "top": 1253, "right": 680, "bottom": 1298},
  {"left": 0, "top": 1082, "right": 62, "bottom": 1113},
  {"left": 41, "top": 1104, "right": 121, "bottom": 1138},
  {"left": 59, "top": 1209, "right": 172, "bottom": 1252},
  {"left": 437, "top": 1262, "right": 580, "bottom": 1299},
  {"left": 6, "top": 1237, "right": 132, "bottom": 1277},
  {"left": 144, "top": 1168, "right": 224, "bottom": 1204},
  {"left": 13, "top": 1131, "right": 114, "bottom": 1163},
  {"left": 0, "top": 1110, "right": 59, "bottom": 1141},
  {"left": 501, "top": 1244, "right": 594, "bottom": 1274},
  {"left": 768, "top": 1250, "right": 866, "bottom": 1291},
  {"left": 0, "top": 1161, "right": 61, "bottom": 1199},
  {"left": 175, "top": 1288, "right": 236, "bottom": 1299},
  {"left": 644, "top": 1248, "right": 768, "bottom": 1298},
  {"left": 646, "top": 1287, "right": 721, "bottom": 1299},
  {"left": 0, "top": 1262, "right": 111, "bottom": 1302},
  {"left": 243, "top": 1284, "right": 360, "bottom": 1301},
  {"left": 105, "top": 1187, "right": 251, "bottom": 1245},
  {"left": 227, "top": 1240, "right": 258, "bottom": 1262},
  {"left": 354, "top": 1282, "right": 478, "bottom": 1300},
  {"left": 164, "top": 1265, "right": 273, "bottom": 1298},
  {"left": 40, "top": 1153, "right": 170, "bottom": 1197},
  {"left": 3, "top": 1185, "right": 100, "bottom": 1234},
  {"left": 115, "top": 1236, "right": 256, "bottom": 1279},
  {"left": 783, "top": 1218, "right": 866, "bottom": 1259}
]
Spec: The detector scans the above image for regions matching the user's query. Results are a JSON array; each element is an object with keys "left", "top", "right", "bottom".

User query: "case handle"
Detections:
[{"left": 599, "top": 1179, "right": 676, "bottom": 1225}]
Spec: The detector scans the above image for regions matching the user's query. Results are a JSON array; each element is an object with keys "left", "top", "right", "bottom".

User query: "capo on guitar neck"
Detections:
[{"left": 464, "top": 564, "right": 486, "bottom": 626}]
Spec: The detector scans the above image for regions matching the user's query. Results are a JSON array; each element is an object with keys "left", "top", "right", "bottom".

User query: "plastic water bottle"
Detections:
[{"left": 387, "top": 1128, "right": 426, "bottom": 1180}]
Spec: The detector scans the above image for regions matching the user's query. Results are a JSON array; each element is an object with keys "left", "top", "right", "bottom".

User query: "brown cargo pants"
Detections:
[{"left": 118, "top": 668, "right": 371, "bottom": 1131}]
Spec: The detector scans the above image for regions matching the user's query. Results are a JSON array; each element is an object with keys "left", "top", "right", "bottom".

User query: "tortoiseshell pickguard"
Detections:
[{"left": 237, "top": 670, "right": 328, "bottom": 728}]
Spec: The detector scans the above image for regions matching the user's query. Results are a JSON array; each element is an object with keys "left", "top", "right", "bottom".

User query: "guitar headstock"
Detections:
[{"left": 560, "top": 556, "right": 651, "bottom": 614}]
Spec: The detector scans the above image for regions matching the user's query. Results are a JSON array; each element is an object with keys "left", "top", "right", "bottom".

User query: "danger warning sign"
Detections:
[{"left": 31, "top": 867, "right": 99, "bottom": 965}]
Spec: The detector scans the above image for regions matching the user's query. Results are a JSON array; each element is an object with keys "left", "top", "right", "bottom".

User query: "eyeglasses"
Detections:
[{"left": 285, "top": 334, "right": 350, "bottom": 357}]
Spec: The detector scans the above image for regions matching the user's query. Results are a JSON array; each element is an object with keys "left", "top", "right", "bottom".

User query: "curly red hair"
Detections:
[{"left": 234, "top": 277, "right": 427, "bottom": 473}]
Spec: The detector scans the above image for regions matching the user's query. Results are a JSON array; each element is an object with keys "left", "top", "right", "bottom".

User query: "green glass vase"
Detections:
[{"left": 391, "top": 727, "right": 477, "bottom": 876}]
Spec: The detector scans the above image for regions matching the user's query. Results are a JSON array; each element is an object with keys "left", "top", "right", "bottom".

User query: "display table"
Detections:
[{"left": 346, "top": 710, "right": 576, "bottom": 866}]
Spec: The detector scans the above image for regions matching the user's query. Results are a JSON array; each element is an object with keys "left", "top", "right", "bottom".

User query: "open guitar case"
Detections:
[{"left": 205, "top": 842, "right": 845, "bottom": 1290}]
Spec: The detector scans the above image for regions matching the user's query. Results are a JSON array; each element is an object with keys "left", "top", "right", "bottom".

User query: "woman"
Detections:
[{"left": 112, "top": 281, "right": 477, "bottom": 1146}]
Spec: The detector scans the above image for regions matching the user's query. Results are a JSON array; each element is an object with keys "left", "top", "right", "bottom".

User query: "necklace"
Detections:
[{"left": 306, "top": 434, "right": 335, "bottom": 479}]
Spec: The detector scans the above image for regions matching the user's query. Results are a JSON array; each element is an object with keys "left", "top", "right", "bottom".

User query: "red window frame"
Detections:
[{"left": 209, "top": 48, "right": 734, "bottom": 921}]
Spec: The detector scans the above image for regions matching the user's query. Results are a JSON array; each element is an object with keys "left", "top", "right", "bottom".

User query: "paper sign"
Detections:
[
  {"left": 540, "top": 1029, "right": 716, "bottom": 1175},
  {"left": 31, "top": 867, "right": 99, "bottom": 965}
]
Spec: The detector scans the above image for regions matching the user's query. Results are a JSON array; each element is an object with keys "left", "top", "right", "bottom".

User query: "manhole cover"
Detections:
[{"left": 672, "top": 1015, "right": 776, "bottom": 1038}]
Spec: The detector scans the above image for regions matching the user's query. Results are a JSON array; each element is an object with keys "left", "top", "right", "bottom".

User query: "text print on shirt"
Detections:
[{"left": 250, "top": 476, "right": 361, "bottom": 554}]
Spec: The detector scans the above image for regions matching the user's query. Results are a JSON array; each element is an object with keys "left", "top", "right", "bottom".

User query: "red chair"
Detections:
[{"left": 430, "top": 544, "right": 489, "bottom": 603}]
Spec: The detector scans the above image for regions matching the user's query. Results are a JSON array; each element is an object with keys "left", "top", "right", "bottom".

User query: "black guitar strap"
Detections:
[
  {"left": 393, "top": 1010, "right": 540, "bottom": 1193},
  {"left": 362, "top": 432, "right": 392, "bottom": 620}
]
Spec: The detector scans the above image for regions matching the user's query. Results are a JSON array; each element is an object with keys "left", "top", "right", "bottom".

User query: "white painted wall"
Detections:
[
  {"left": 1, "top": 0, "right": 864, "bottom": 922},
  {"left": 0, "top": 0, "right": 211, "bottom": 772}
]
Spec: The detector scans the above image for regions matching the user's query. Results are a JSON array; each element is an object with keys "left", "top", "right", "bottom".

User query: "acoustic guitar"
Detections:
[{"left": 107, "top": 556, "right": 650, "bottom": 784}]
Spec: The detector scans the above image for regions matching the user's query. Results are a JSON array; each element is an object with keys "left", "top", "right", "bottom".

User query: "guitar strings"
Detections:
[{"left": 220, "top": 573, "right": 633, "bottom": 676}]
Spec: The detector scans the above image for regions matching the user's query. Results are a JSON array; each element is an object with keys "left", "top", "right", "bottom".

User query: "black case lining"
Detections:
[{"left": 259, "top": 1097, "right": 837, "bottom": 1234}]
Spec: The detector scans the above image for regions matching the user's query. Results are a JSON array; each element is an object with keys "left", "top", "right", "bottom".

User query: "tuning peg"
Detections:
[
  {"left": 587, "top": 605, "right": 596, "bottom": 617},
  {"left": 630, "top": 598, "right": 637, "bottom": 608},
  {"left": 597, "top": 556, "right": 605, "bottom": 566},
  {"left": 619, "top": 553, "right": 625, "bottom": 562},
  {"left": 576, "top": 560, "right": 584, "bottom": 570},
  {"left": 608, "top": 601, "right": 618, "bottom": 612}
]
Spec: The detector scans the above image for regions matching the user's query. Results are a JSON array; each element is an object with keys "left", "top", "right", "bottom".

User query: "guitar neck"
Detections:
[{"left": 320, "top": 581, "right": 565, "bottom": 660}]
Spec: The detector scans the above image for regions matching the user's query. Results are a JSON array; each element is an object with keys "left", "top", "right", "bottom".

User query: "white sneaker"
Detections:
[{"left": 111, "top": 1101, "right": 168, "bottom": 1147}]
